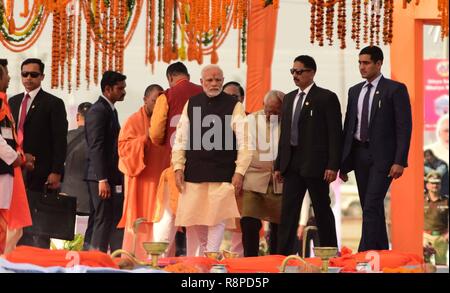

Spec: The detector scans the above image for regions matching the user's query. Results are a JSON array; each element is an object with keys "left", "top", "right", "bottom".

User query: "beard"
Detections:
[{"left": 205, "top": 89, "right": 221, "bottom": 97}]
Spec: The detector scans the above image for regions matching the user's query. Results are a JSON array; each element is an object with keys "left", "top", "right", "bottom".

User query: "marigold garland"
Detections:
[
  {"left": 2, "top": 0, "right": 448, "bottom": 90},
  {"left": 108, "top": 0, "right": 115, "bottom": 71},
  {"left": 67, "top": 11, "right": 75, "bottom": 93},
  {"left": 337, "top": 0, "right": 346, "bottom": 49},
  {"left": 51, "top": 8, "right": 61, "bottom": 89},
  {"left": 100, "top": 0, "right": 107, "bottom": 76},
  {"left": 310, "top": 1, "right": 316, "bottom": 44},
  {"left": 369, "top": 0, "right": 375, "bottom": 45},
  {"left": 76, "top": 0, "right": 82, "bottom": 89},
  {"left": 59, "top": 5, "right": 67, "bottom": 90},
  {"left": 375, "top": 0, "right": 382, "bottom": 45},
  {"left": 308, "top": 0, "right": 417, "bottom": 50},
  {"left": 402, "top": 0, "right": 448, "bottom": 38},
  {"left": 363, "top": 0, "right": 369, "bottom": 43},
  {"left": 93, "top": 0, "right": 100, "bottom": 85},
  {"left": 2, "top": 0, "right": 248, "bottom": 87},
  {"left": 325, "top": 1, "right": 335, "bottom": 46}
]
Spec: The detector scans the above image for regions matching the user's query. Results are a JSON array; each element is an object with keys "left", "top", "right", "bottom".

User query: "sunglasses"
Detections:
[
  {"left": 290, "top": 68, "right": 313, "bottom": 75},
  {"left": 21, "top": 71, "right": 41, "bottom": 78}
]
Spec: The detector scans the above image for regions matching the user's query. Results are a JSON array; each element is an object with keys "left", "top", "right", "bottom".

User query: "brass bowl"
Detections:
[
  {"left": 142, "top": 241, "right": 169, "bottom": 255},
  {"left": 222, "top": 250, "right": 239, "bottom": 259},
  {"left": 204, "top": 251, "right": 222, "bottom": 260},
  {"left": 313, "top": 247, "right": 338, "bottom": 273},
  {"left": 313, "top": 247, "right": 338, "bottom": 259}
]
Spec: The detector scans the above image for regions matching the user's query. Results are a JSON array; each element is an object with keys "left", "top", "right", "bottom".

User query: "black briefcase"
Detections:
[{"left": 25, "top": 187, "right": 77, "bottom": 241}]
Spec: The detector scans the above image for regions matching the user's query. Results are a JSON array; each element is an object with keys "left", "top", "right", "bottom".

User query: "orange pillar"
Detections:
[
  {"left": 245, "top": 1, "right": 279, "bottom": 113},
  {"left": 390, "top": 0, "right": 440, "bottom": 256}
]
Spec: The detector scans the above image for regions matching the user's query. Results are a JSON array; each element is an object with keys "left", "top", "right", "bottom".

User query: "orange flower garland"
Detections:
[
  {"left": 108, "top": 0, "right": 115, "bottom": 71},
  {"left": 85, "top": 1, "right": 91, "bottom": 89},
  {"left": 51, "top": 8, "right": 61, "bottom": 89},
  {"left": 375, "top": 0, "right": 381, "bottom": 45},
  {"left": 67, "top": 11, "right": 75, "bottom": 92},
  {"left": 145, "top": 0, "right": 150, "bottom": 66},
  {"left": 310, "top": 0, "right": 346, "bottom": 48},
  {"left": 4, "top": 0, "right": 450, "bottom": 91},
  {"left": 325, "top": 0, "right": 336, "bottom": 46},
  {"left": 59, "top": 6, "right": 67, "bottom": 89},
  {"left": 147, "top": 0, "right": 156, "bottom": 66},
  {"left": 76, "top": 0, "right": 82, "bottom": 89},
  {"left": 93, "top": 0, "right": 100, "bottom": 85},
  {"left": 100, "top": 0, "right": 107, "bottom": 76},
  {"left": 383, "top": 0, "right": 393, "bottom": 45},
  {"left": 308, "top": 0, "right": 399, "bottom": 50},
  {"left": 363, "top": 0, "right": 369, "bottom": 43},
  {"left": 337, "top": 0, "right": 346, "bottom": 49},
  {"left": 310, "top": 0, "right": 316, "bottom": 44},
  {"left": 369, "top": 0, "right": 375, "bottom": 45},
  {"left": 315, "top": 0, "right": 324, "bottom": 46},
  {"left": 438, "top": 0, "right": 449, "bottom": 39}
]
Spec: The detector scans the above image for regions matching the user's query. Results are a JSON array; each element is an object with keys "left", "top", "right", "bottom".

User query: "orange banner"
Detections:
[{"left": 245, "top": 2, "right": 279, "bottom": 113}]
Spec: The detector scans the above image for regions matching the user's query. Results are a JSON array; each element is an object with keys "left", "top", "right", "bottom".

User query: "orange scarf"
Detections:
[
  {"left": 0, "top": 92, "right": 13, "bottom": 122},
  {"left": 0, "top": 92, "right": 22, "bottom": 153}
]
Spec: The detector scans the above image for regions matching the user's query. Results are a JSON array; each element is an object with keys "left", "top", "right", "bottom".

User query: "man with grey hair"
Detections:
[
  {"left": 240, "top": 90, "right": 284, "bottom": 256},
  {"left": 172, "top": 64, "right": 252, "bottom": 256}
]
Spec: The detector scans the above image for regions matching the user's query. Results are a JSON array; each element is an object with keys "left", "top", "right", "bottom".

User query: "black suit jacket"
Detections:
[
  {"left": 84, "top": 97, "right": 123, "bottom": 185},
  {"left": 341, "top": 76, "right": 412, "bottom": 173},
  {"left": 9, "top": 89, "right": 68, "bottom": 191},
  {"left": 274, "top": 84, "right": 343, "bottom": 177},
  {"left": 61, "top": 126, "right": 90, "bottom": 214}
]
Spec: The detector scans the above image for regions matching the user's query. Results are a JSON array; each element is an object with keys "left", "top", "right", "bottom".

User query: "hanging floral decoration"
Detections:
[
  {"left": 0, "top": 0, "right": 50, "bottom": 52},
  {"left": 160, "top": 0, "right": 250, "bottom": 66},
  {"left": 308, "top": 0, "right": 448, "bottom": 50},
  {"left": 1, "top": 0, "right": 249, "bottom": 90},
  {"left": 80, "top": 0, "right": 141, "bottom": 89},
  {"left": 437, "top": 0, "right": 449, "bottom": 39},
  {"left": 403, "top": 0, "right": 448, "bottom": 39}
]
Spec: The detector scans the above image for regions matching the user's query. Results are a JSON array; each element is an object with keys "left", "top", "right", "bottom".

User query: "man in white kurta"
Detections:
[{"left": 172, "top": 65, "right": 251, "bottom": 256}]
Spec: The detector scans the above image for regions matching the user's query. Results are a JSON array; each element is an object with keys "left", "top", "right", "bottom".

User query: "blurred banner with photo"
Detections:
[{"left": 424, "top": 59, "right": 448, "bottom": 132}]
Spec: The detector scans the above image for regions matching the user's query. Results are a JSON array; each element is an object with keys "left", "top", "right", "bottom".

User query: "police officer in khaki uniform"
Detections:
[{"left": 423, "top": 172, "right": 449, "bottom": 265}]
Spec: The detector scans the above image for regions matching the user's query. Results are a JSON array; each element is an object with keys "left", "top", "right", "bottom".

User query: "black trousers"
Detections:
[
  {"left": 277, "top": 148, "right": 337, "bottom": 255},
  {"left": 84, "top": 181, "right": 124, "bottom": 253},
  {"left": 175, "top": 228, "right": 187, "bottom": 257},
  {"left": 352, "top": 144, "right": 392, "bottom": 251},
  {"left": 240, "top": 217, "right": 278, "bottom": 257}
]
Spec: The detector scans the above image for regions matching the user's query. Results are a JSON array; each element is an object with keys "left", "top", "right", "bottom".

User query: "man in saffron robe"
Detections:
[{"left": 118, "top": 84, "right": 166, "bottom": 260}]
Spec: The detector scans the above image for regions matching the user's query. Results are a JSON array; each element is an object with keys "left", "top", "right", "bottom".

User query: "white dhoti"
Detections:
[{"left": 175, "top": 182, "right": 240, "bottom": 256}]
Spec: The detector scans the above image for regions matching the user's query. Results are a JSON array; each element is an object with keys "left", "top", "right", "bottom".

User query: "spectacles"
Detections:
[
  {"left": 290, "top": 68, "right": 313, "bottom": 75},
  {"left": 21, "top": 71, "right": 41, "bottom": 78}
]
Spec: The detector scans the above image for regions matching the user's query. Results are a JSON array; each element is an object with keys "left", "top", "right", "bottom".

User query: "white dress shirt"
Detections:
[
  {"left": 291, "top": 82, "right": 315, "bottom": 121},
  {"left": 101, "top": 95, "right": 115, "bottom": 111},
  {"left": 17, "top": 87, "right": 41, "bottom": 128}
]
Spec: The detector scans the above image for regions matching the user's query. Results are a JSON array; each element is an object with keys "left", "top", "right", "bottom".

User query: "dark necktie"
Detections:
[
  {"left": 290, "top": 91, "right": 305, "bottom": 146},
  {"left": 113, "top": 109, "right": 120, "bottom": 128},
  {"left": 360, "top": 83, "right": 372, "bottom": 142},
  {"left": 17, "top": 93, "right": 30, "bottom": 146}
]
